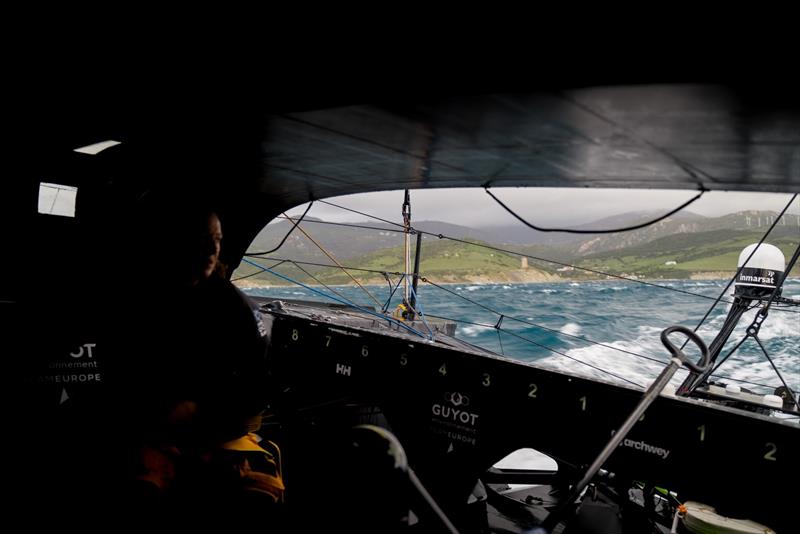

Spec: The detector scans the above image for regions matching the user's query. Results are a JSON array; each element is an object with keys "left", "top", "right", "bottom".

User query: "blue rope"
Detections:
[
  {"left": 407, "top": 280, "right": 435, "bottom": 340},
  {"left": 242, "top": 258, "right": 427, "bottom": 339},
  {"left": 382, "top": 275, "right": 405, "bottom": 313}
]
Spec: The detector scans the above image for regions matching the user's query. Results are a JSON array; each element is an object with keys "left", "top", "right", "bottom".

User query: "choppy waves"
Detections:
[{"left": 246, "top": 278, "right": 799, "bottom": 395}]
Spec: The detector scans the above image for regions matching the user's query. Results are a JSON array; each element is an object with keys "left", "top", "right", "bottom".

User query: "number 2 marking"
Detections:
[{"left": 764, "top": 442, "right": 777, "bottom": 461}]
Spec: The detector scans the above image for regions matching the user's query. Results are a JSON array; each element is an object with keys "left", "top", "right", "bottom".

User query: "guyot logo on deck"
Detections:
[
  {"left": 70, "top": 343, "right": 97, "bottom": 359},
  {"left": 431, "top": 391, "right": 480, "bottom": 425}
]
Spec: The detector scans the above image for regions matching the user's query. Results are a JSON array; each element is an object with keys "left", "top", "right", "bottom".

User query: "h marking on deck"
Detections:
[{"left": 336, "top": 363, "right": 352, "bottom": 376}]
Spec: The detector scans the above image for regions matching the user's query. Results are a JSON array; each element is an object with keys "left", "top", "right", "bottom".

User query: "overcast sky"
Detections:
[{"left": 284, "top": 188, "right": 800, "bottom": 228}]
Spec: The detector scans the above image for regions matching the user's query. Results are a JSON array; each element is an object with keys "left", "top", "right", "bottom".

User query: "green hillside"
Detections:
[
  {"left": 312, "top": 240, "right": 554, "bottom": 285},
  {"left": 235, "top": 224, "right": 799, "bottom": 286},
  {"left": 237, "top": 239, "right": 556, "bottom": 286},
  {"left": 578, "top": 228, "right": 799, "bottom": 279}
]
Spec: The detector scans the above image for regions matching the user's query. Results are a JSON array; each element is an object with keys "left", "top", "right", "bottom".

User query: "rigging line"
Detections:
[
  {"left": 706, "top": 335, "right": 750, "bottom": 379},
  {"left": 317, "top": 199, "right": 407, "bottom": 228},
  {"left": 280, "top": 211, "right": 384, "bottom": 309},
  {"left": 245, "top": 202, "right": 315, "bottom": 256},
  {"left": 422, "top": 277, "right": 669, "bottom": 365},
  {"left": 428, "top": 234, "right": 798, "bottom": 314},
  {"left": 498, "top": 328, "right": 644, "bottom": 388},
  {"left": 289, "top": 261, "right": 354, "bottom": 305},
  {"left": 762, "top": 239, "right": 800, "bottom": 314},
  {"left": 382, "top": 274, "right": 405, "bottom": 313},
  {"left": 273, "top": 216, "right": 407, "bottom": 235},
  {"left": 484, "top": 188, "right": 705, "bottom": 234},
  {"left": 382, "top": 271, "right": 392, "bottom": 295},
  {"left": 709, "top": 374, "right": 792, "bottom": 392},
  {"left": 722, "top": 241, "right": 800, "bottom": 396},
  {"left": 688, "top": 193, "right": 799, "bottom": 339},
  {"left": 251, "top": 256, "right": 405, "bottom": 277},
  {"left": 310, "top": 196, "right": 800, "bottom": 313},
  {"left": 231, "top": 260, "right": 287, "bottom": 282},
  {"left": 496, "top": 328, "right": 505, "bottom": 355},
  {"left": 707, "top": 328, "right": 799, "bottom": 397},
  {"left": 752, "top": 335, "right": 799, "bottom": 407},
  {"left": 308, "top": 198, "right": 797, "bottom": 311},
  {"left": 556, "top": 92, "right": 716, "bottom": 184},
  {"left": 472, "top": 238, "right": 788, "bottom": 313},
  {"left": 241, "top": 258, "right": 427, "bottom": 339},
  {"left": 423, "top": 312, "right": 783, "bottom": 391},
  {"left": 407, "top": 280, "right": 435, "bottom": 340},
  {"left": 264, "top": 218, "right": 800, "bottom": 313},
  {"left": 250, "top": 250, "right": 798, "bottom": 315}
]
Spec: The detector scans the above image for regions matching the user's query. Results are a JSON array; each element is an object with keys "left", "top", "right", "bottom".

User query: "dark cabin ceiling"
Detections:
[
  {"left": 257, "top": 84, "right": 800, "bottom": 211},
  {"left": 13, "top": 81, "right": 799, "bottom": 270}
]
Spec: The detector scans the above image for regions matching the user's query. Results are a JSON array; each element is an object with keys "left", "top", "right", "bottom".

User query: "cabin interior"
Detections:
[{"left": 4, "top": 68, "right": 799, "bottom": 533}]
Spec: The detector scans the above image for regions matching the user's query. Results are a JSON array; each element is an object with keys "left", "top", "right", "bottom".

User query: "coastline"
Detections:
[{"left": 233, "top": 271, "right": 800, "bottom": 290}]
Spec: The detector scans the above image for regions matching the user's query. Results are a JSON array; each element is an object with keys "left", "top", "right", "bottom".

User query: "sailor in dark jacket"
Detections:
[{"left": 115, "top": 203, "right": 282, "bottom": 519}]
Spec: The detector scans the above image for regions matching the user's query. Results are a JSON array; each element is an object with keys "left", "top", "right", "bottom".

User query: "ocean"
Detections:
[{"left": 244, "top": 278, "right": 800, "bottom": 396}]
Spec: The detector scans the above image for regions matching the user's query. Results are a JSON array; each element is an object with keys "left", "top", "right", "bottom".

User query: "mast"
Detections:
[
  {"left": 402, "top": 189, "right": 411, "bottom": 307},
  {"left": 409, "top": 231, "right": 423, "bottom": 320}
]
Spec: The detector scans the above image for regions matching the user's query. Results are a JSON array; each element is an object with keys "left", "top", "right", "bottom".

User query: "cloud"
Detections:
[{"left": 285, "top": 188, "right": 799, "bottom": 227}]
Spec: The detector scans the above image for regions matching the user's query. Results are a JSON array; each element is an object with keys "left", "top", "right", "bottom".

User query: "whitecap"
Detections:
[
  {"left": 560, "top": 323, "right": 581, "bottom": 336},
  {"left": 459, "top": 325, "right": 491, "bottom": 337}
]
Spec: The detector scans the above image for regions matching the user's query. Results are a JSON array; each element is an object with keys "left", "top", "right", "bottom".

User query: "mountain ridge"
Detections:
[{"left": 237, "top": 210, "right": 800, "bottom": 285}]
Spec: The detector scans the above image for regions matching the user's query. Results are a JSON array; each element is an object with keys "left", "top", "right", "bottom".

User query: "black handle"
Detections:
[{"left": 660, "top": 325, "right": 710, "bottom": 374}]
